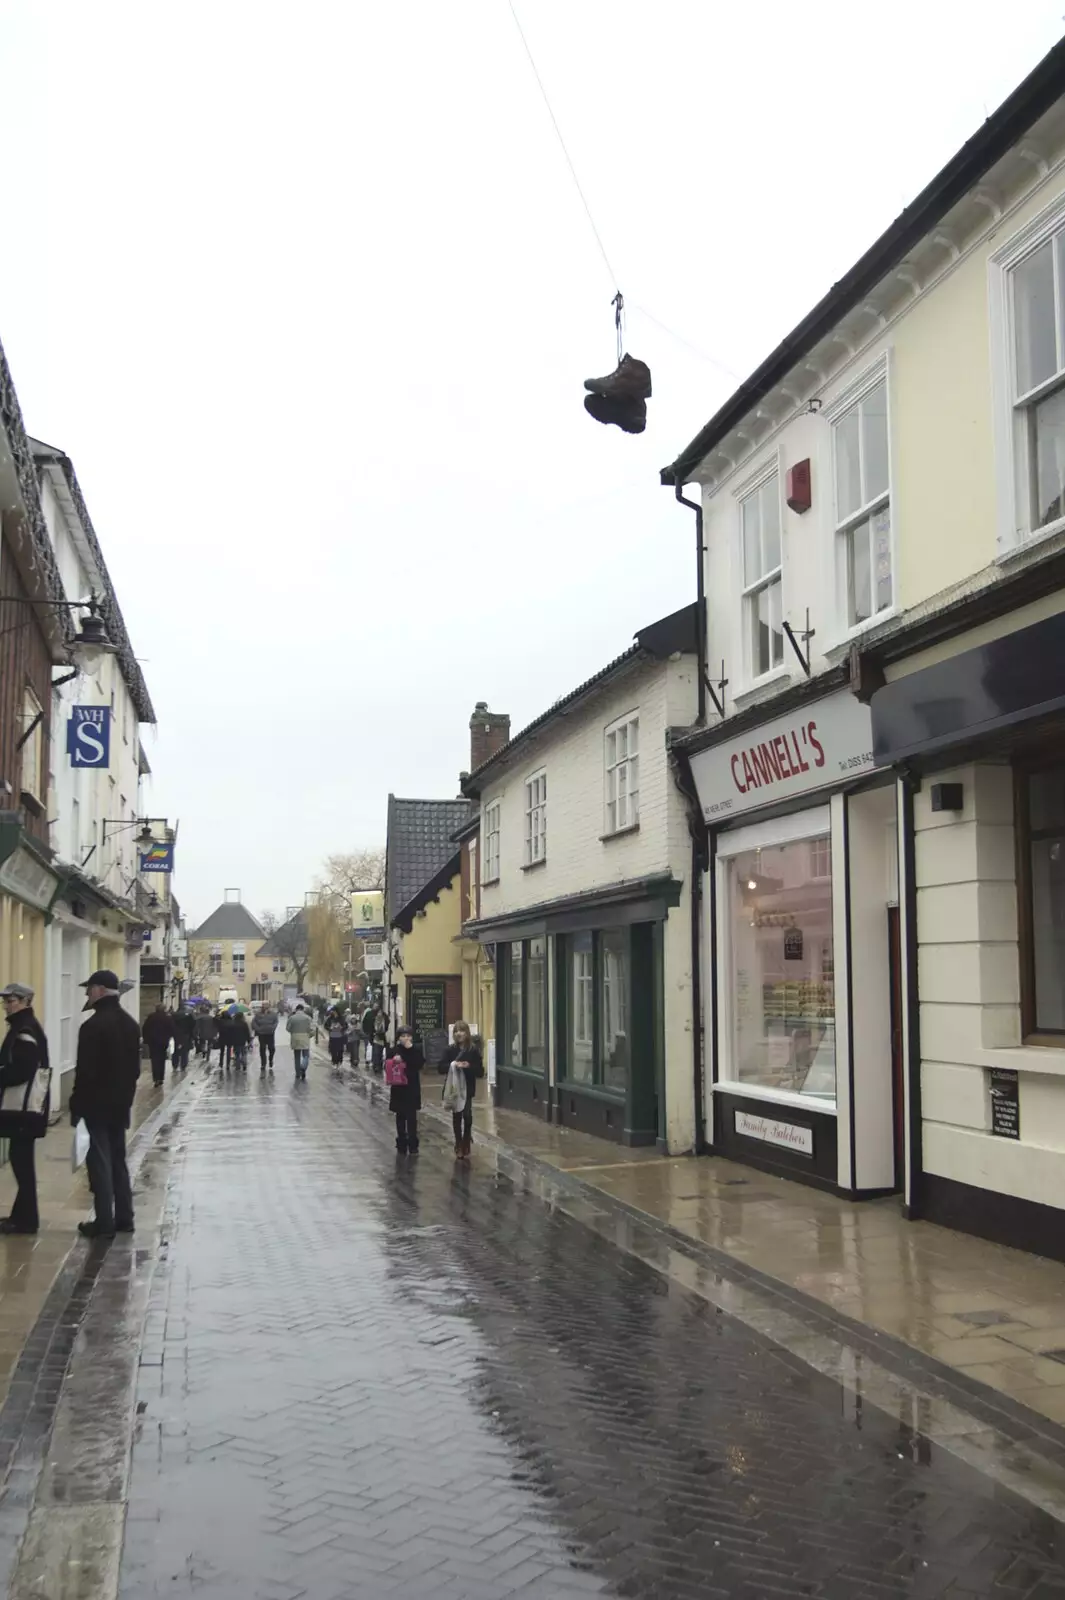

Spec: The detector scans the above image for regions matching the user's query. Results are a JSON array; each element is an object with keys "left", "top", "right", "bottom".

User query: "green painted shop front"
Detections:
[{"left": 485, "top": 876, "right": 679, "bottom": 1147}]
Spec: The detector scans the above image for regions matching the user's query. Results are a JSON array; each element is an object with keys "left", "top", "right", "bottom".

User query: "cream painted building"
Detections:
[
  {"left": 464, "top": 610, "right": 699, "bottom": 1152},
  {"left": 187, "top": 893, "right": 267, "bottom": 1007},
  {"left": 662, "top": 39, "right": 1065, "bottom": 1253}
]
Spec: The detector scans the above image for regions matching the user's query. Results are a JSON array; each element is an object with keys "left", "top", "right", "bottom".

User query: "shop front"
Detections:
[
  {"left": 869, "top": 599, "right": 1065, "bottom": 1258},
  {"left": 687, "top": 682, "right": 901, "bottom": 1197},
  {"left": 478, "top": 875, "right": 680, "bottom": 1146}
]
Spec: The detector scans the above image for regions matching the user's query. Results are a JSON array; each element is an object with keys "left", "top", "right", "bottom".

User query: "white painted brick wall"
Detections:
[{"left": 479, "top": 660, "right": 696, "bottom": 917}]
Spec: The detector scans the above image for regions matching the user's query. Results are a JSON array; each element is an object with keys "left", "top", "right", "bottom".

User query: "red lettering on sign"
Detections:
[
  {"left": 730, "top": 752, "right": 746, "bottom": 793},
  {"left": 790, "top": 730, "right": 809, "bottom": 773},
  {"left": 742, "top": 750, "right": 757, "bottom": 790},
  {"left": 774, "top": 735, "right": 793, "bottom": 778},
  {"left": 808, "top": 722, "right": 825, "bottom": 767},
  {"left": 751, "top": 745, "right": 769, "bottom": 786}
]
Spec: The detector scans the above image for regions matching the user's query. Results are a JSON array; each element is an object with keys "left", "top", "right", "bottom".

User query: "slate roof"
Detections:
[
  {"left": 190, "top": 902, "right": 265, "bottom": 940},
  {"left": 257, "top": 907, "right": 306, "bottom": 956},
  {"left": 386, "top": 796, "right": 473, "bottom": 922}
]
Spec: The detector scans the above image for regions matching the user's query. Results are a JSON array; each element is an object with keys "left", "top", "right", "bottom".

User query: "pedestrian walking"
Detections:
[
  {"left": 194, "top": 1007, "right": 216, "bottom": 1060},
  {"left": 172, "top": 1007, "right": 195, "bottom": 1072},
  {"left": 346, "top": 1012, "right": 362, "bottom": 1066},
  {"left": 217, "top": 1008, "right": 236, "bottom": 1073},
  {"left": 232, "top": 1011, "right": 251, "bottom": 1072},
  {"left": 253, "top": 1004, "right": 278, "bottom": 1073},
  {"left": 0, "top": 982, "right": 51, "bottom": 1235},
  {"left": 369, "top": 1004, "right": 389, "bottom": 1074},
  {"left": 70, "top": 969, "right": 140, "bottom": 1238},
  {"left": 438, "top": 1021, "right": 483, "bottom": 1160},
  {"left": 142, "top": 1004, "right": 173, "bottom": 1087},
  {"left": 327, "top": 1013, "right": 346, "bottom": 1068},
  {"left": 387, "top": 1024, "right": 423, "bottom": 1155},
  {"left": 286, "top": 1003, "right": 312, "bottom": 1081}
]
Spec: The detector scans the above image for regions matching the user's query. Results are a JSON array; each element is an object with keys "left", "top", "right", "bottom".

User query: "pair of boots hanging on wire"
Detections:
[{"left": 584, "top": 292, "right": 651, "bottom": 434}]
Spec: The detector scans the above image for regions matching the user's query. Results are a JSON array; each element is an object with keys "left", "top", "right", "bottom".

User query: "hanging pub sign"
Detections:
[
  {"left": 783, "top": 925, "right": 804, "bottom": 961},
  {"left": 66, "top": 706, "right": 111, "bottom": 769},
  {"left": 139, "top": 842, "right": 174, "bottom": 874}
]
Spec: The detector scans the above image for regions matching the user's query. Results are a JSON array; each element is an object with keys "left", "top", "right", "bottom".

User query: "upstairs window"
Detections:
[
  {"left": 1012, "top": 225, "right": 1065, "bottom": 535},
  {"left": 209, "top": 945, "right": 222, "bottom": 976},
  {"left": 18, "top": 688, "right": 43, "bottom": 802},
  {"left": 605, "top": 713, "right": 639, "bottom": 834},
  {"left": 232, "top": 943, "right": 245, "bottom": 978},
  {"left": 524, "top": 771, "right": 547, "bottom": 866},
  {"left": 741, "top": 475, "right": 782, "bottom": 677},
  {"left": 833, "top": 378, "right": 891, "bottom": 626},
  {"left": 483, "top": 801, "right": 501, "bottom": 883}
]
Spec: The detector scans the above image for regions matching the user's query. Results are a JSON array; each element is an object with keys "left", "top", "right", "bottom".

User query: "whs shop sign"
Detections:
[
  {"left": 66, "top": 706, "right": 110, "bottom": 769},
  {"left": 689, "top": 688, "right": 874, "bottom": 822}
]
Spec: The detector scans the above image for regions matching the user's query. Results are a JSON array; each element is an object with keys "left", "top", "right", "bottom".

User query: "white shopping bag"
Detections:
[{"left": 71, "top": 1119, "right": 90, "bottom": 1172}]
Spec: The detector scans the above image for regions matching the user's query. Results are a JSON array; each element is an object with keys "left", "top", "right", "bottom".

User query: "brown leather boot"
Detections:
[{"left": 584, "top": 353, "right": 652, "bottom": 400}]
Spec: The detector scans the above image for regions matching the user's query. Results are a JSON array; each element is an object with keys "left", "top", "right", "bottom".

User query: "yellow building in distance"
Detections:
[{"left": 187, "top": 892, "right": 269, "bottom": 1007}]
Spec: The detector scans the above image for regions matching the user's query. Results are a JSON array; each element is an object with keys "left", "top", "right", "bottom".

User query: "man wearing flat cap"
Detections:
[
  {"left": 0, "top": 982, "right": 50, "bottom": 1234},
  {"left": 70, "top": 970, "right": 141, "bottom": 1239}
]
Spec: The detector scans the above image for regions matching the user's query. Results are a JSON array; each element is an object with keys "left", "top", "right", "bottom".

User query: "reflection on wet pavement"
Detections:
[{"left": 107, "top": 1065, "right": 1065, "bottom": 1598}]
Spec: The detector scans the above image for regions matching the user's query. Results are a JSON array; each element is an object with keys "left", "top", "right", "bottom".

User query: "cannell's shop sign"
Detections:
[{"left": 689, "top": 688, "right": 874, "bottom": 821}]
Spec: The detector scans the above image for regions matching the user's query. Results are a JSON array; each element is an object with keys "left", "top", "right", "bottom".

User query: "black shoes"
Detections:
[
  {"left": 584, "top": 353, "right": 651, "bottom": 400},
  {"left": 78, "top": 1221, "right": 115, "bottom": 1239},
  {"left": 584, "top": 391, "right": 647, "bottom": 434},
  {"left": 584, "top": 353, "right": 651, "bottom": 434}
]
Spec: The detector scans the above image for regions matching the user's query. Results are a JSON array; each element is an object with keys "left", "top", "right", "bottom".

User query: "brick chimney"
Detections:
[{"left": 470, "top": 702, "right": 510, "bottom": 771}]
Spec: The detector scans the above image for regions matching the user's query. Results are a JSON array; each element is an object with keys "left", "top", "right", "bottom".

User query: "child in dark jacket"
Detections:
[
  {"left": 388, "top": 1024, "right": 424, "bottom": 1155},
  {"left": 438, "top": 1021, "right": 483, "bottom": 1160}
]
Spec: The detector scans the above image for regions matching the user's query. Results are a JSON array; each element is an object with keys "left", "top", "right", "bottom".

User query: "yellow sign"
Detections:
[{"left": 351, "top": 890, "right": 384, "bottom": 935}]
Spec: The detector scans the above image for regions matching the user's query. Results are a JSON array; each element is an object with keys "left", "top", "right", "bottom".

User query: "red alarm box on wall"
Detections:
[{"left": 786, "top": 458, "right": 812, "bottom": 514}]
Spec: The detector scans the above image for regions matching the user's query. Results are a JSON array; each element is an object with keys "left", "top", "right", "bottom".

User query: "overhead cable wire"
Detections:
[{"left": 506, "top": 0, "right": 620, "bottom": 289}]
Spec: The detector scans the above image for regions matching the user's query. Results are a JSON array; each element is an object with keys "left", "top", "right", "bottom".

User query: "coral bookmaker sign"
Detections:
[
  {"left": 689, "top": 688, "right": 874, "bottom": 822},
  {"left": 66, "top": 706, "right": 110, "bottom": 768}
]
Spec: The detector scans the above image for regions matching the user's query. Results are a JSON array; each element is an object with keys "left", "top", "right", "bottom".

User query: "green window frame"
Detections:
[
  {"left": 560, "top": 927, "right": 631, "bottom": 1095},
  {"left": 500, "top": 937, "right": 548, "bottom": 1075}
]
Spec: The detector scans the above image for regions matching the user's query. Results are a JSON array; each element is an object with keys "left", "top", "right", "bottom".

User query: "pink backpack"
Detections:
[{"left": 384, "top": 1055, "right": 407, "bottom": 1086}]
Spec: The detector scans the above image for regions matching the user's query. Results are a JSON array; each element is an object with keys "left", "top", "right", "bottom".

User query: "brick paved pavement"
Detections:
[{"left": 113, "top": 1062, "right": 1065, "bottom": 1600}]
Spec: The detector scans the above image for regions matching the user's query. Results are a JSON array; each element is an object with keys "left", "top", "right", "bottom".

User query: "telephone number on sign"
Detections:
[{"left": 837, "top": 752, "right": 874, "bottom": 772}]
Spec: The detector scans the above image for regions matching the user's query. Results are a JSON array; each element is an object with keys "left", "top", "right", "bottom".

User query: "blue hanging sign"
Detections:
[
  {"left": 66, "top": 706, "right": 111, "bottom": 768},
  {"left": 139, "top": 842, "right": 174, "bottom": 874}
]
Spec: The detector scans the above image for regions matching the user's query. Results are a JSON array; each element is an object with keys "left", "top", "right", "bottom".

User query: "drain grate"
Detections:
[{"left": 954, "top": 1309, "right": 1020, "bottom": 1329}]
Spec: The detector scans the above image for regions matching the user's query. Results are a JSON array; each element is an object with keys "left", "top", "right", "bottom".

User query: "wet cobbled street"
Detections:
[{"left": 110, "top": 1061, "right": 1065, "bottom": 1600}]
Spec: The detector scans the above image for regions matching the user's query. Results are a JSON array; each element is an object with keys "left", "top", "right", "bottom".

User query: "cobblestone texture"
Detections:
[{"left": 118, "top": 1065, "right": 1065, "bottom": 1599}]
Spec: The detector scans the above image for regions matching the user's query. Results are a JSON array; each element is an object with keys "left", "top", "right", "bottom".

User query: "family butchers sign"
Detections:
[{"left": 688, "top": 688, "right": 874, "bottom": 822}]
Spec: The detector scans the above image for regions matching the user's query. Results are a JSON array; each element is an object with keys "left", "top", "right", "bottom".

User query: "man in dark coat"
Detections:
[
  {"left": 171, "top": 1007, "right": 195, "bottom": 1072},
  {"left": 0, "top": 981, "right": 50, "bottom": 1234},
  {"left": 141, "top": 1004, "right": 172, "bottom": 1087},
  {"left": 70, "top": 970, "right": 141, "bottom": 1239}
]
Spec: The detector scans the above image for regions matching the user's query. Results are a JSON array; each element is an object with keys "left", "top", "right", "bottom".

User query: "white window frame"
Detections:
[
  {"left": 523, "top": 769, "right": 547, "bottom": 866},
  {"left": 991, "top": 192, "right": 1065, "bottom": 555},
  {"left": 604, "top": 711, "right": 640, "bottom": 835},
  {"left": 483, "top": 800, "right": 501, "bottom": 884},
  {"left": 209, "top": 945, "right": 222, "bottom": 976},
  {"left": 825, "top": 359, "right": 893, "bottom": 633},
  {"left": 738, "top": 468, "right": 784, "bottom": 681},
  {"left": 18, "top": 687, "right": 43, "bottom": 802},
  {"left": 232, "top": 942, "right": 246, "bottom": 978},
  {"left": 713, "top": 806, "right": 837, "bottom": 1115}
]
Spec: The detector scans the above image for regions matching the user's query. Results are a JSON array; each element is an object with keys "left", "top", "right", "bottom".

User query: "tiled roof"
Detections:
[
  {"left": 386, "top": 796, "right": 472, "bottom": 921},
  {"left": 257, "top": 907, "right": 306, "bottom": 957},
  {"left": 190, "top": 902, "right": 265, "bottom": 940}
]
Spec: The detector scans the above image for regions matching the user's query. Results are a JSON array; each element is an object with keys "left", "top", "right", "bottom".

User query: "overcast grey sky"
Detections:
[{"left": 0, "top": 2, "right": 1061, "bottom": 922}]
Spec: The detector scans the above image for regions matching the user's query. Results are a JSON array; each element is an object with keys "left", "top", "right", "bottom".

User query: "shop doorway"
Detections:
[{"left": 888, "top": 905, "right": 904, "bottom": 1191}]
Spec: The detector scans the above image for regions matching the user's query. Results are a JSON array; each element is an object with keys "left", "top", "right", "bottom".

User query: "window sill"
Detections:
[
  {"left": 712, "top": 1079, "right": 837, "bottom": 1115},
  {"left": 520, "top": 858, "right": 547, "bottom": 873},
  {"left": 996, "top": 516, "right": 1065, "bottom": 567},
  {"left": 732, "top": 665, "right": 792, "bottom": 710},
  {"left": 559, "top": 1078, "right": 625, "bottom": 1102},
  {"left": 600, "top": 822, "right": 640, "bottom": 843},
  {"left": 19, "top": 791, "right": 44, "bottom": 818},
  {"left": 481, "top": 877, "right": 500, "bottom": 888}
]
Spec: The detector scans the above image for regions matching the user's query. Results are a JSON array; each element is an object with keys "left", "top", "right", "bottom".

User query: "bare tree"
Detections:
[
  {"left": 184, "top": 944, "right": 213, "bottom": 1000},
  {"left": 259, "top": 909, "right": 279, "bottom": 936},
  {"left": 307, "top": 900, "right": 345, "bottom": 985},
  {"left": 318, "top": 849, "right": 385, "bottom": 899},
  {"left": 265, "top": 912, "right": 311, "bottom": 993}
]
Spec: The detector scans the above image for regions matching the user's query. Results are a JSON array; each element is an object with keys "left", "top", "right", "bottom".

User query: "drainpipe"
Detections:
[{"left": 675, "top": 481, "right": 707, "bottom": 726}]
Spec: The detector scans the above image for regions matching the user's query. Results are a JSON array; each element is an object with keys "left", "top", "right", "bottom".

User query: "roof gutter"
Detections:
[{"left": 660, "top": 37, "right": 1065, "bottom": 488}]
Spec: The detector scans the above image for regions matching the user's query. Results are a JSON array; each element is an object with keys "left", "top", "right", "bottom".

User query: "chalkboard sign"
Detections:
[
  {"left": 424, "top": 1027, "right": 449, "bottom": 1068},
  {"left": 783, "top": 925, "right": 804, "bottom": 962},
  {"left": 409, "top": 982, "right": 445, "bottom": 1042},
  {"left": 989, "top": 1067, "right": 1020, "bottom": 1140}
]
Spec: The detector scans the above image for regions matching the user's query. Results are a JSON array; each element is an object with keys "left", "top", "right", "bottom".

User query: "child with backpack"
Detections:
[{"left": 385, "top": 1024, "right": 423, "bottom": 1155}]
